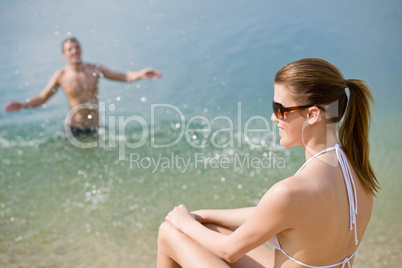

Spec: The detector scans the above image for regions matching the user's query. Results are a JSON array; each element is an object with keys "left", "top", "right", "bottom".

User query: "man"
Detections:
[{"left": 3, "top": 37, "right": 162, "bottom": 137}]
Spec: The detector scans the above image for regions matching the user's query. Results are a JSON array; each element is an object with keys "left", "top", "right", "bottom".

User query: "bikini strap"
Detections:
[
  {"left": 277, "top": 246, "right": 358, "bottom": 268},
  {"left": 335, "top": 144, "right": 359, "bottom": 246},
  {"left": 295, "top": 145, "right": 337, "bottom": 174}
]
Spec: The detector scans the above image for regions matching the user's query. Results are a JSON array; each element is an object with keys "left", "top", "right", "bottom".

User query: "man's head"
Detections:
[{"left": 61, "top": 37, "right": 82, "bottom": 64}]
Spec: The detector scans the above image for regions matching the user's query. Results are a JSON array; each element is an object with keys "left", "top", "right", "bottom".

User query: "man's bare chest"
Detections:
[{"left": 59, "top": 71, "right": 99, "bottom": 97}]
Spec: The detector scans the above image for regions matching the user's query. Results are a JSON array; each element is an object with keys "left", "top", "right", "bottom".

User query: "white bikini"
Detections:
[{"left": 268, "top": 144, "right": 359, "bottom": 268}]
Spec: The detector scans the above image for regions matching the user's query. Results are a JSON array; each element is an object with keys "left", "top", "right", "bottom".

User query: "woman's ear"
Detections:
[{"left": 307, "top": 106, "right": 321, "bottom": 125}]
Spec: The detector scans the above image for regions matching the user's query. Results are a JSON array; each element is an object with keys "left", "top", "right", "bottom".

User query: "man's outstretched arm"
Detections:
[
  {"left": 3, "top": 70, "right": 61, "bottom": 112},
  {"left": 99, "top": 65, "right": 162, "bottom": 82}
]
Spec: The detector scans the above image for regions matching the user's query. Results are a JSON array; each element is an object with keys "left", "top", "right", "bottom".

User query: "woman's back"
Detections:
[{"left": 271, "top": 145, "right": 373, "bottom": 267}]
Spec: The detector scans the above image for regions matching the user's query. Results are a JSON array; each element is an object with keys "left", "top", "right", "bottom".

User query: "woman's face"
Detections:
[{"left": 271, "top": 84, "right": 308, "bottom": 148}]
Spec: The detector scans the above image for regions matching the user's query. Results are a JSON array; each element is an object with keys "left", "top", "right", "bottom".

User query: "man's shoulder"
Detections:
[
  {"left": 83, "top": 63, "right": 106, "bottom": 74},
  {"left": 50, "top": 67, "right": 66, "bottom": 80},
  {"left": 84, "top": 62, "right": 102, "bottom": 69}
]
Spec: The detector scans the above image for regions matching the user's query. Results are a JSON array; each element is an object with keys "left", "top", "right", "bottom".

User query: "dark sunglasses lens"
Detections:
[{"left": 272, "top": 102, "right": 282, "bottom": 118}]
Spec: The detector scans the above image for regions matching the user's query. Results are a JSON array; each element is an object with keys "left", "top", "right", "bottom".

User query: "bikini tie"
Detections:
[{"left": 340, "top": 256, "right": 352, "bottom": 268}]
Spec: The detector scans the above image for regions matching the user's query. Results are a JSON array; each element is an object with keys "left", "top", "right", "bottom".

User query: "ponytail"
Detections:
[{"left": 339, "top": 79, "right": 380, "bottom": 195}]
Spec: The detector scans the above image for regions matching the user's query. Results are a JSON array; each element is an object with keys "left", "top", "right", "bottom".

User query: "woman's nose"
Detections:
[{"left": 271, "top": 113, "right": 278, "bottom": 122}]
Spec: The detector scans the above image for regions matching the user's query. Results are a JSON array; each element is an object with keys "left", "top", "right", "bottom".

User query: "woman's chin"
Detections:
[{"left": 279, "top": 138, "right": 293, "bottom": 148}]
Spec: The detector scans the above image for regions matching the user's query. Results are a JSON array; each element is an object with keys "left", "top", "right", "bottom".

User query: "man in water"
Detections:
[{"left": 3, "top": 37, "right": 162, "bottom": 137}]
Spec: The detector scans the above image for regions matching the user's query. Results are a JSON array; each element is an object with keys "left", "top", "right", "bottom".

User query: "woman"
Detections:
[{"left": 157, "top": 58, "right": 380, "bottom": 268}]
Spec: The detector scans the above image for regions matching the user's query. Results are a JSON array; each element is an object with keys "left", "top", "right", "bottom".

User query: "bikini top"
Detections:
[{"left": 268, "top": 144, "right": 359, "bottom": 268}]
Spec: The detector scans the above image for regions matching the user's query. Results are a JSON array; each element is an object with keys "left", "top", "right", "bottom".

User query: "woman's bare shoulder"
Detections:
[{"left": 256, "top": 176, "right": 313, "bottom": 228}]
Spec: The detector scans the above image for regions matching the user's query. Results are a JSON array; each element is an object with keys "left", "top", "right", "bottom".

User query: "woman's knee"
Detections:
[
  {"left": 158, "top": 220, "right": 179, "bottom": 247},
  {"left": 158, "top": 221, "right": 170, "bottom": 243}
]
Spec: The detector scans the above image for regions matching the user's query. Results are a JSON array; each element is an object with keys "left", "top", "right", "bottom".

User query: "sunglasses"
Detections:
[{"left": 272, "top": 101, "right": 313, "bottom": 119}]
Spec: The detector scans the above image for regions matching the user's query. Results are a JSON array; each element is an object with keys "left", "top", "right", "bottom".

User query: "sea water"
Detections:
[{"left": 1, "top": 0, "right": 401, "bottom": 267}]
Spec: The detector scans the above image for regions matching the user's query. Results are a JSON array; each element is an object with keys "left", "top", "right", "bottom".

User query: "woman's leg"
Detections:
[
  {"left": 157, "top": 221, "right": 229, "bottom": 268},
  {"left": 157, "top": 221, "right": 274, "bottom": 268}
]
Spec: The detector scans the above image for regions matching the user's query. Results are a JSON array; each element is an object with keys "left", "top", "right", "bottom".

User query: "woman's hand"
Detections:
[{"left": 165, "top": 204, "right": 195, "bottom": 232}]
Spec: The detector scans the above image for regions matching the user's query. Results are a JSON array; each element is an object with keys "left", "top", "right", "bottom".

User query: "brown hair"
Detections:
[
  {"left": 275, "top": 58, "right": 380, "bottom": 195},
  {"left": 61, "top": 37, "right": 80, "bottom": 52}
]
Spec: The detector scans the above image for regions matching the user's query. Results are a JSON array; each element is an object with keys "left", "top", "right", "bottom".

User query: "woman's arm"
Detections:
[
  {"left": 166, "top": 181, "right": 296, "bottom": 263},
  {"left": 192, "top": 207, "right": 255, "bottom": 229}
]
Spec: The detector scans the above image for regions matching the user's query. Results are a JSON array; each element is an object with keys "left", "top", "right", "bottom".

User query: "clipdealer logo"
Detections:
[
  {"left": 63, "top": 100, "right": 343, "bottom": 172},
  {"left": 64, "top": 101, "right": 288, "bottom": 173}
]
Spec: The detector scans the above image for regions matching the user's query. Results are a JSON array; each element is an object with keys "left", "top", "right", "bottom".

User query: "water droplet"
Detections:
[{"left": 108, "top": 104, "right": 116, "bottom": 112}]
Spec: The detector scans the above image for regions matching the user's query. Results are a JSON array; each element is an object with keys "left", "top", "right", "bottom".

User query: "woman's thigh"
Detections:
[
  {"left": 158, "top": 221, "right": 274, "bottom": 268},
  {"left": 229, "top": 244, "right": 274, "bottom": 268},
  {"left": 158, "top": 221, "right": 230, "bottom": 268}
]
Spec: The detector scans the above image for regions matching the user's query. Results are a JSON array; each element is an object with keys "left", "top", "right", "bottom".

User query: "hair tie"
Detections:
[{"left": 343, "top": 79, "right": 349, "bottom": 88}]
